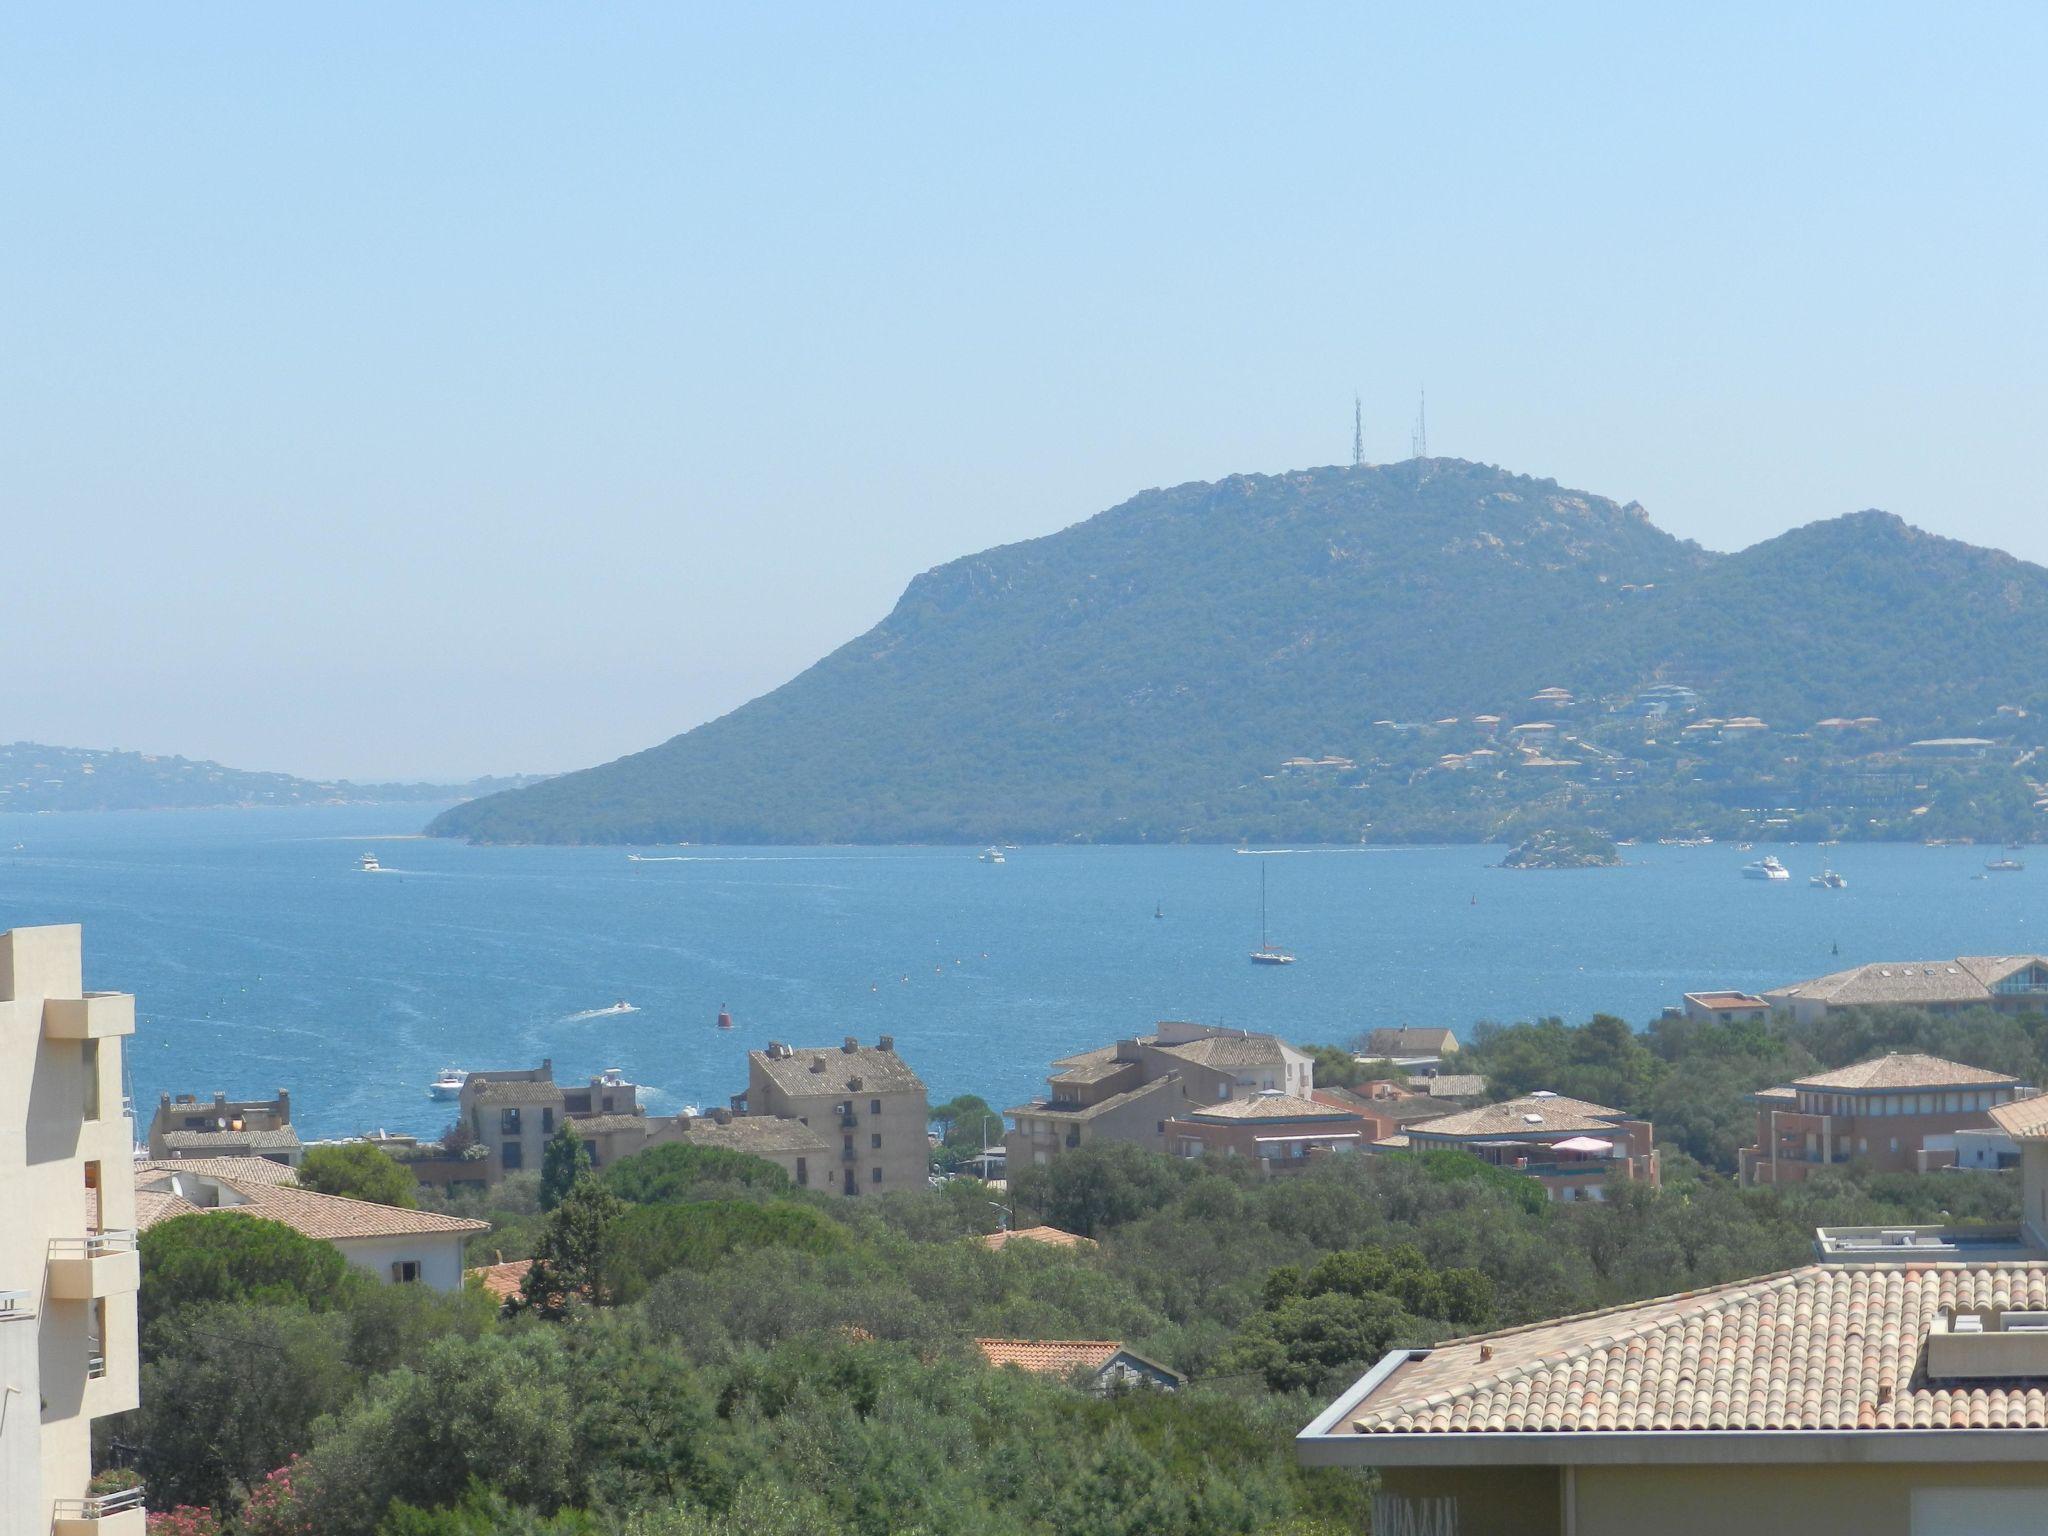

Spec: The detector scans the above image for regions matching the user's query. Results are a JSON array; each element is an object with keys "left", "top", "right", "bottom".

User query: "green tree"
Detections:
[
  {"left": 300, "top": 1142, "right": 421, "bottom": 1208},
  {"left": 1009, "top": 1141, "right": 1197, "bottom": 1238},
  {"left": 540, "top": 1123, "right": 594, "bottom": 1212},
  {"left": 140, "top": 1212, "right": 366, "bottom": 1326},
  {"left": 521, "top": 1174, "right": 623, "bottom": 1316},
  {"left": 604, "top": 1142, "right": 790, "bottom": 1206}
]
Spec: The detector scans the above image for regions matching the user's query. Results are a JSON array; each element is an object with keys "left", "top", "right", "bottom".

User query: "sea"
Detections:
[{"left": 0, "top": 805, "right": 2038, "bottom": 1141}]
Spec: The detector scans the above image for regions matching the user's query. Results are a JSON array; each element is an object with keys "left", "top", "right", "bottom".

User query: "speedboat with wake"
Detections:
[{"left": 427, "top": 1066, "right": 467, "bottom": 1100}]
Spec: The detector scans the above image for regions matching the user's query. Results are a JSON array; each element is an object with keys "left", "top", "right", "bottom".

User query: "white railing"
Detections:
[
  {"left": 49, "top": 1230, "right": 137, "bottom": 1259},
  {"left": 52, "top": 1484, "right": 147, "bottom": 1518}
]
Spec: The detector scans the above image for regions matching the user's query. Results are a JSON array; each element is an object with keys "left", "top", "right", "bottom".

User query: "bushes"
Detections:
[
  {"left": 139, "top": 1212, "right": 365, "bottom": 1326},
  {"left": 298, "top": 1143, "right": 419, "bottom": 1208},
  {"left": 604, "top": 1143, "right": 791, "bottom": 1205}
]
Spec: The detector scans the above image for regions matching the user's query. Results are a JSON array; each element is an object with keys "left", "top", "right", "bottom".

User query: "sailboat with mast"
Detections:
[{"left": 1249, "top": 863, "right": 1295, "bottom": 966}]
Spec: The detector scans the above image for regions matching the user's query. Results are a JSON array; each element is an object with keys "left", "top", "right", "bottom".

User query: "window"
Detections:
[
  {"left": 843, "top": 1134, "right": 853, "bottom": 1152},
  {"left": 542, "top": 1108, "right": 555, "bottom": 1134},
  {"left": 870, "top": 1099, "right": 881, "bottom": 1115},
  {"left": 81, "top": 1040, "right": 100, "bottom": 1120},
  {"left": 870, "top": 1165, "right": 882, "bottom": 1184},
  {"left": 1945, "top": 1093, "right": 1961, "bottom": 1113},
  {"left": 870, "top": 1133, "right": 881, "bottom": 1149},
  {"left": 1889, "top": 1137, "right": 1900, "bottom": 1154},
  {"left": 1216, "top": 1083, "right": 1229, "bottom": 1100},
  {"left": 587, "top": 1149, "right": 601, "bottom": 1168},
  {"left": 601, "top": 1095, "right": 614, "bottom": 1112},
  {"left": 391, "top": 1260, "right": 421, "bottom": 1284},
  {"left": 84, "top": 1161, "right": 102, "bottom": 1229},
  {"left": 795, "top": 1157, "right": 808, "bottom": 1187},
  {"left": 502, "top": 1141, "right": 523, "bottom": 1170},
  {"left": 501, "top": 1108, "right": 521, "bottom": 1135},
  {"left": 87, "top": 1298, "right": 107, "bottom": 1378}
]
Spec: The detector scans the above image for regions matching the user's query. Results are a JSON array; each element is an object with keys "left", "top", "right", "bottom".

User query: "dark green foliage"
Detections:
[
  {"left": 428, "top": 461, "right": 2048, "bottom": 846},
  {"left": 605, "top": 1200, "right": 845, "bottom": 1303},
  {"left": 1005, "top": 1139, "right": 1201, "bottom": 1237},
  {"left": 1301, "top": 1045, "right": 1369, "bottom": 1089},
  {"left": 1231, "top": 1244, "right": 1491, "bottom": 1392},
  {"left": 540, "top": 1123, "right": 593, "bottom": 1212},
  {"left": 139, "top": 1211, "right": 366, "bottom": 1325},
  {"left": 520, "top": 1174, "right": 624, "bottom": 1315},
  {"left": 299, "top": 1142, "right": 420, "bottom": 1208},
  {"left": 604, "top": 1142, "right": 791, "bottom": 1205}
]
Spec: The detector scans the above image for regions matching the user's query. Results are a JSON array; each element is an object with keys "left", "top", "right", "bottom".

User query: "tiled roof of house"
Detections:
[
  {"left": 1008, "top": 1074, "right": 1181, "bottom": 1122},
  {"left": 1346, "top": 1262, "right": 2048, "bottom": 1435},
  {"left": 978, "top": 1225, "right": 1097, "bottom": 1252},
  {"left": 136, "top": 1164, "right": 487, "bottom": 1240},
  {"left": 975, "top": 1338, "right": 1123, "bottom": 1375},
  {"left": 1991, "top": 1095, "right": 2048, "bottom": 1140},
  {"left": 134, "top": 1188, "right": 202, "bottom": 1227},
  {"left": 468, "top": 1258, "right": 534, "bottom": 1301},
  {"left": 1765, "top": 956, "right": 2048, "bottom": 1009},
  {"left": 676, "top": 1115, "right": 830, "bottom": 1155},
  {"left": 1186, "top": 1092, "right": 1359, "bottom": 1122},
  {"left": 751, "top": 1044, "right": 925, "bottom": 1098},
  {"left": 138, "top": 1156, "right": 300, "bottom": 1185},
  {"left": 1406, "top": 1094, "right": 1631, "bottom": 1139},
  {"left": 1791, "top": 1053, "right": 2018, "bottom": 1091},
  {"left": 573, "top": 1113, "right": 656, "bottom": 1136},
  {"left": 468, "top": 1080, "right": 564, "bottom": 1105},
  {"left": 1424, "top": 1075, "right": 1486, "bottom": 1099},
  {"left": 159, "top": 1127, "right": 301, "bottom": 1152},
  {"left": 1365, "top": 1028, "right": 1459, "bottom": 1056},
  {"left": 1156, "top": 1033, "right": 1293, "bottom": 1070}
]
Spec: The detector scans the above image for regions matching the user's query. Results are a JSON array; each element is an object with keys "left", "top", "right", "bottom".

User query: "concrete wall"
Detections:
[
  {"left": 1574, "top": 1463, "right": 2048, "bottom": 1536},
  {"left": 0, "top": 1310, "right": 41, "bottom": 1536},
  {"left": 1376, "top": 1466, "right": 1559, "bottom": 1536},
  {"left": 0, "top": 925, "right": 140, "bottom": 1533}
]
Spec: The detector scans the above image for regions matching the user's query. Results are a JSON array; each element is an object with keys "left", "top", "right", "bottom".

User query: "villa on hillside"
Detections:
[
  {"left": 1680, "top": 990, "right": 1770, "bottom": 1023},
  {"left": 1361, "top": 1026, "right": 1460, "bottom": 1068},
  {"left": 1297, "top": 1094, "right": 2048, "bottom": 1536},
  {"left": 1164, "top": 1090, "right": 1370, "bottom": 1172},
  {"left": 1762, "top": 955, "right": 2048, "bottom": 1023},
  {"left": 1402, "top": 1092, "right": 1658, "bottom": 1201},
  {"left": 975, "top": 1339, "right": 1183, "bottom": 1393},
  {"left": 1737, "top": 1053, "right": 2033, "bottom": 1186}
]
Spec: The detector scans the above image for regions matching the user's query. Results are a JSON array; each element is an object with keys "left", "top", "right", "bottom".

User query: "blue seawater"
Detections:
[{"left": 0, "top": 806, "right": 2037, "bottom": 1139}]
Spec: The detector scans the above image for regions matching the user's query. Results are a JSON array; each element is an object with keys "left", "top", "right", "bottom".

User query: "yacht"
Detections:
[
  {"left": 358, "top": 852, "right": 383, "bottom": 872},
  {"left": 1741, "top": 855, "right": 1790, "bottom": 882},
  {"left": 1987, "top": 855, "right": 2026, "bottom": 873},
  {"left": 1249, "top": 864, "right": 1296, "bottom": 965},
  {"left": 1810, "top": 867, "right": 1847, "bottom": 890},
  {"left": 978, "top": 847, "right": 1005, "bottom": 864},
  {"left": 426, "top": 1066, "right": 467, "bottom": 1100}
]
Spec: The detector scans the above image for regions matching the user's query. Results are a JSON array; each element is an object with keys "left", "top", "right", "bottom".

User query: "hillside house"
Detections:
[
  {"left": 975, "top": 1339, "right": 1183, "bottom": 1393},
  {"left": 1165, "top": 1090, "right": 1369, "bottom": 1172},
  {"left": 1403, "top": 1092, "right": 1658, "bottom": 1201}
]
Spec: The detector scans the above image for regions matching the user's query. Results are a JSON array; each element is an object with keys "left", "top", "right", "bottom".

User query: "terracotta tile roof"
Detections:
[
  {"left": 1792, "top": 1053, "right": 2018, "bottom": 1091},
  {"left": 1155, "top": 1033, "right": 1293, "bottom": 1070},
  {"left": 138, "top": 1156, "right": 300, "bottom": 1185},
  {"left": 1186, "top": 1092, "right": 1359, "bottom": 1122},
  {"left": 676, "top": 1115, "right": 830, "bottom": 1155},
  {"left": 1766, "top": 956, "right": 2048, "bottom": 1009},
  {"left": 1990, "top": 1096, "right": 2048, "bottom": 1140},
  {"left": 573, "top": 1113, "right": 657, "bottom": 1136},
  {"left": 160, "top": 1127, "right": 302, "bottom": 1152},
  {"left": 469, "top": 1080, "right": 564, "bottom": 1105},
  {"left": 1406, "top": 1094, "right": 1631, "bottom": 1139},
  {"left": 1424, "top": 1075, "right": 1486, "bottom": 1099},
  {"left": 975, "top": 1338, "right": 1123, "bottom": 1375},
  {"left": 1365, "top": 1028, "right": 1459, "bottom": 1056},
  {"left": 751, "top": 1043, "right": 925, "bottom": 1098},
  {"left": 226, "top": 1184, "right": 489, "bottom": 1241},
  {"left": 134, "top": 1188, "right": 202, "bottom": 1229},
  {"left": 978, "top": 1225, "right": 1097, "bottom": 1252},
  {"left": 1348, "top": 1262, "right": 2048, "bottom": 1435},
  {"left": 468, "top": 1258, "right": 533, "bottom": 1301}
]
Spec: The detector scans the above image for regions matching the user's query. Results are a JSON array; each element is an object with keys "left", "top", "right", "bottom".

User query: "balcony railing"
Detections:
[
  {"left": 53, "top": 1485, "right": 147, "bottom": 1518},
  {"left": 52, "top": 1231, "right": 138, "bottom": 1260},
  {"left": 47, "top": 1231, "right": 141, "bottom": 1301},
  {"left": 87, "top": 1342, "right": 108, "bottom": 1379}
]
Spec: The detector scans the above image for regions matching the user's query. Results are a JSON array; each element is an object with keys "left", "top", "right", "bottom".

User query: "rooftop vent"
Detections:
[
  {"left": 843, "top": 1036, "right": 858, "bottom": 1053},
  {"left": 1530, "top": 1090, "right": 1559, "bottom": 1099},
  {"left": 1523, "top": 1114, "right": 1545, "bottom": 1125}
]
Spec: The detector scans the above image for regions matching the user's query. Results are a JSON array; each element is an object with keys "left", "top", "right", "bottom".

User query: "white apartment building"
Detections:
[{"left": 1, "top": 924, "right": 145, "bottom": 1535}]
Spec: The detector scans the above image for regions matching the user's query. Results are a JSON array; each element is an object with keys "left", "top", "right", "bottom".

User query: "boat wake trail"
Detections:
[{"left": 563, "top": 1003, "right": 639, "bottom": 1022}]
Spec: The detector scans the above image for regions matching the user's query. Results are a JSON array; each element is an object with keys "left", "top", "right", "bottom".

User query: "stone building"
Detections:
[{"left": 735, "top": 1036, "right": 928, "bottom": 1197}]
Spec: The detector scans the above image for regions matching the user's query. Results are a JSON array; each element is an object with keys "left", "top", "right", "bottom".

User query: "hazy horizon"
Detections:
[{"left": 6, "top": 4, "right": 2045, "bottom": 781}]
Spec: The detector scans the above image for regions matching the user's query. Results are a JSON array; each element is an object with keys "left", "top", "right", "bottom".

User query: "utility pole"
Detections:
[
  {"left": 1410, "top": 387, "right": 1429, "bottom": 460},
  {"left": 1352, "top": 394, "right": 1364, "bottom": 466}
]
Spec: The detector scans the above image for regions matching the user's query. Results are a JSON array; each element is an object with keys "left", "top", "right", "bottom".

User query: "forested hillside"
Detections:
[{"left": 430, "top": 461, "right": 2048, "bottom": 845}]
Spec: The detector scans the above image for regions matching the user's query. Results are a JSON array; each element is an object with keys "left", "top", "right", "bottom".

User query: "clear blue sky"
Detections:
[{"left": 3, "top": 4, "right": 2043, "bottom": 781}]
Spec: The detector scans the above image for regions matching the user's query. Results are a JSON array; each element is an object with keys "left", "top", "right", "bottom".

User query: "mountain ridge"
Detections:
[{"left": 428, "top": 459, "right": 2048, "bottom": 846}]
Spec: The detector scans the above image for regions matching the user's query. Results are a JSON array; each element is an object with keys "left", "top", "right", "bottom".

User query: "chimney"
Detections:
[
  {"left": 810, "top": 1056, "right": 825, "bottom": 1073},
  {"left": 878, "top": 1035, "right": 894, "bottom": 1053},
  {"left": 213, "top": 1091, "right": 227, "bottom": 1110},
  {"left": 159, "top": 1091, "right": 171, "bottom": 1109},
  {"left": 848, "top": 1076, "right": 864, "bottom": 1093},
  {"left": 1479, "top": 1344, "right": 1494, "bottom": 1363},
  {"left": 712, "top": 1107, "right": 732, "bottom": 1125},
  {"left": 843, "top": 1036, "right": 858, "bottom": 1053},
  {"left": 277, "top": 1089, "right": 291, "bottom": 1123}
]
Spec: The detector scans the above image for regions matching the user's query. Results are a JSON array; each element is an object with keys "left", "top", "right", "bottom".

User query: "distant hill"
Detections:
[
  {"left": 427, "top": 459, "right": 2048, "bottom": 845},
  {"left": 0, "top": 742, "right": 544, "bottom": 815}
]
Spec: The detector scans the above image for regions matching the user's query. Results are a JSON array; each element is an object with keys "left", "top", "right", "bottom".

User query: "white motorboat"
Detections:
[
  {"left": 427, "top": 1066, "right": 467, "bottom": 1100},
  {"left": 1810, "top": 867, "right": 1847, "bottom": 890},
  {"left": 1741, "top": 856, "right": 1790, "bottom": 882},
  {"left": 359, "top": 852, "right": 383, "bottom": 872},
  {"left": 978, "top": 847, "right": 1006, "bottom": 864}
]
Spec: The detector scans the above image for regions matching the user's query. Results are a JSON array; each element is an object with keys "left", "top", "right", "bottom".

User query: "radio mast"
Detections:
[
  {"left": 1410, "top": 387, "right": 1428, "bottom": 460},
  {"left": 1352, "top": 395, "right": 1364, "bottom": 466}
]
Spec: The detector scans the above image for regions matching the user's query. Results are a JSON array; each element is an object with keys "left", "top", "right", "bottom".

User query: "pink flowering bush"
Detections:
[
  {"left": 148, "top": 1509, "right": 224, "bottom": 1536},
  {"left": 237, "top": 1459, "right": 316, "bottom": 1536}
]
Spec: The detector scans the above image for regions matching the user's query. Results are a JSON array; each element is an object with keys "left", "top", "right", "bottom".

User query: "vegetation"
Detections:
[
  {"left": 427, "top": 461, "right": 2048, "bottom": 846},
  {"left": 1498, "top": 825, "right": 1618, "bottom": 869},
  {"left": 298, "top": 1143, "right": 420, "bottom": 1208}
]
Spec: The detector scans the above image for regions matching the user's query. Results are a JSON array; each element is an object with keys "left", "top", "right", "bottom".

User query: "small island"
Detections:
[{"left": 1499, "top": 826, "right": 1620, "bottom": 870}]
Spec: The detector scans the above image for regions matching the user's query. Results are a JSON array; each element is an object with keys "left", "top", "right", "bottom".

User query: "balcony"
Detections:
[
  {"left": 839, "top": 1111, "right": 859, "bottom": 1129},
  {"left": 43, "top": 992, "right": 135, "bottom": 1041},
  {"left": 840, "top": 1146, "right": 858, "bottom": 1162},
  {"left": 48, "top": 1231, "right": 140, "bottom": 1300},
  {"left": 52, "top": 1486, "right": 147, "bottom": 1535}
]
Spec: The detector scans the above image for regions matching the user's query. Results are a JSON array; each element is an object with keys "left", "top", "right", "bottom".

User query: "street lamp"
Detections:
[{"left": 988, "top": 1201, "right": 1012, "bottom": 1234}]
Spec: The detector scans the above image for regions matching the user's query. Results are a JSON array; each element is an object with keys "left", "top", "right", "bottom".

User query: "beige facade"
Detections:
[
  {"left": 147, "top": 1087, "right": 298, "bottom": 1164},
  {"left": 1164, "top": 1092, "right": 1369, "bottom": 1172},
  {"left": 0, "top": 925, "right": 145, "bottom": 1536},
  {"left": 1739, "top": 1054, "right": 2027, "bottom": 1186},
  {"left": 1402, "top": 1092, "right": 1659, "bottom": 1201},
  {"left": 738, "top": 1037, "right": 927, "bottom": 1197},
  {"left": 1005, "top": 1022, "right": 1314, "bottom": 1171},
  {"left": 452, "top": 1063, "right": 656, "bottom": 1184}
]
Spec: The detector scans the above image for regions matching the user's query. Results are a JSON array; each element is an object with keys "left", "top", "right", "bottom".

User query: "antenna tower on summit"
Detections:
[
  {"left": 1352, "top": 395, "right": 1364, "bottom": 466},
  {"left": 1409, "top": 388, "right": 1428, "bottom": 460}
]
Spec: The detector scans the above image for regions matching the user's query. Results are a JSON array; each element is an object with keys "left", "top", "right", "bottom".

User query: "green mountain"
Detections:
[
  {"left": 428, "top": 460, "right": 2048, "bottom": 845},
  {"left": 0, "top": 741, "right": 544, "bottom": 815}
]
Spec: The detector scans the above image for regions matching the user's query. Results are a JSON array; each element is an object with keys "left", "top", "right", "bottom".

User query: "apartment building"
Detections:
[
  {"left": 1006, "top": 1022, "right": 1314, "bottom": 1170},
  {"left": 1402, "top": 1092, "right": 1659, "bottom": 1201},
  {"left": 735, "top": 1036, "right": 927, "bottom": 1196},
  {"left": 146, "top": 1087, "right": 299, "bottom": 1165},
  {"left": 1738, "top": 1053, "right": 2029, "bottom": 1186},
  {"left": 134, "top": 1159, "right": 486, "bottom": 1291},
  {"left": 452, "top": 1062, "right": 658, "bottom": 1183},
  {"left": 1297, "top": 1094, "right": 2048, "bottom": 1536},
  {"left": 1, "top": 924, "right": 145, "bottom": 1535}
]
